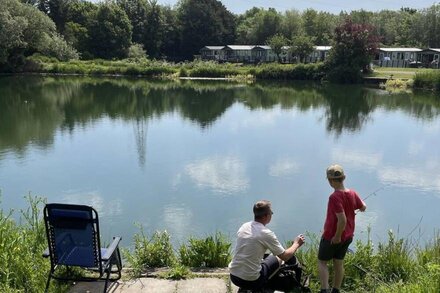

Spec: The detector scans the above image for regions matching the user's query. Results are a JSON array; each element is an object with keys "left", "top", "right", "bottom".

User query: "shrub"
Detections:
[
  {"left": 374, "top": 230, "right": 414, "bottom": 282},
  {"left": 179, "top": 232, "right": 231, "bottom": 268},
  {"left": 414, "top": 70, "right": 440, "bottom": 91},
  {"left": 0, "top": 194, "right": 69, "bottom": 292},
  {"left": 123, "top": 228, "right": 176, "bottom": 276}
]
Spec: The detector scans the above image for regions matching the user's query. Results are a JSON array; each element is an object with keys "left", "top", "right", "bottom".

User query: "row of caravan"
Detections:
[{"left": 200, "top": 45, "right": 440, "bottom": 68}]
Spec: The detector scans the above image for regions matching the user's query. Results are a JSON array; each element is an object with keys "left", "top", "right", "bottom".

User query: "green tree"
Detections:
[
  {"left": 117, "top": 0, "right": 148, "bottom": 48},
  {"left": 143, "top": 0, "right": 164, "bottom": 58},
  {"left": 0, "top": 0, "right": 77, "bottom": 70},
  {"left": 302, "top": 9, "right": 336, "bottom": 45},
  {"left": 63, "top": 0, "right": 97, "bottom": 58},
  {"left": 237, "top": 8, "right": 281, "bottom": 44},
  {"left": 290, "top": 35, "right": 315, "bottom": 63},
  {"left": 266, "top": 33, "right": 288, "bottom": 63},
  {"left": 280, "top": 9, "right": 303, "bottom": 39},
  {"left": 177, "top": 0, "right": 236, "bottom": 60},
  {"left": 160, "top": 5, "right": 180, "bottom": 60},
  {"left": 325, "top": 18, "right": 379, "bottom": 83},
  {"left": 88, "top": 3, "right": 132, "bottom": 59},
  {"left": 424, "top": 4, "right": 440, "bottom": 47}
]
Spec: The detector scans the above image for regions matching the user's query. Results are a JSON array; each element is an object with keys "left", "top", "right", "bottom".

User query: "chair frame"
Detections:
[{"left": 43, "top": 203, "right": 122, "bottom": 293}]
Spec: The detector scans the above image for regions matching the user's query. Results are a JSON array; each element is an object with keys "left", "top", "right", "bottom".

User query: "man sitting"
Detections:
[{"left": 229, "top": 200, "right": 305, "bottom": 291}]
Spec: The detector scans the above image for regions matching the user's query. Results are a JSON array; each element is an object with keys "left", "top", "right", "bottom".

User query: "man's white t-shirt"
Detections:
[{"left": 228, "top": 221, "right": 285, "bottom": 281}]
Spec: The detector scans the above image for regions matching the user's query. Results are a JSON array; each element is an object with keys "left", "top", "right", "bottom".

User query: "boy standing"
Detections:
[{"left": 318, "top": 164, "right": 366, "bottom": 293}]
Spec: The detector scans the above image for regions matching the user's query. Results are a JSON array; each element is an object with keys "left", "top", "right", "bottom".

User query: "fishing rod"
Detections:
[{"left": 362, "top": 183, "right": 391, "bottom": 202}]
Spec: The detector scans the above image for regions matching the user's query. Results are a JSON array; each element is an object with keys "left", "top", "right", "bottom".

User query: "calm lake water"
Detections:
[{"left": 1, "top": 76, "right": 439, "bottom": 247}]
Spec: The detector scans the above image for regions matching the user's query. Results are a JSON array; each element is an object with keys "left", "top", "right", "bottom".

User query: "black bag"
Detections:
[{"left": 266, "top": 256, "right": 310, "bottom": 292}]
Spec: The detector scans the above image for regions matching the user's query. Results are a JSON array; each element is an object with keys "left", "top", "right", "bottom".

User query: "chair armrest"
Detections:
[
  {"left": 102, "top": 236, "right": 122, "bottom": 261},
  {"left": 42, "top": 248, "right": 50, "bottom": 258}
]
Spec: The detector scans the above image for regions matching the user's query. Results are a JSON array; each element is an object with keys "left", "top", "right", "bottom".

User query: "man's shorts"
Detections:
[
  {"left": 230, "top": 254, "right": 280, "bottom": 290},
  {"left": 318, "top": 237, "right": 353, "bottom": 261}
]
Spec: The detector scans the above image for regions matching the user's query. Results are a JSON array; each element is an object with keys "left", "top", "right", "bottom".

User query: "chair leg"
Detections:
[
  {"left": 45, "top": 273, "right": 52, "bottom": 293},
  {"left": 103, "top": 264, "right": 112, "bottom": 293}
]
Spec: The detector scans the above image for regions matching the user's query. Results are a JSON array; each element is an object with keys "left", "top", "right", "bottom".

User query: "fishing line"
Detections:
[{"left": 362, "top": 183, "right": 391, "bottom": 202}]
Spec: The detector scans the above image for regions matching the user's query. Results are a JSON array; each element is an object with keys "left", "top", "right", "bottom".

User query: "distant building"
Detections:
[
  {"left": 306, "top": 46, "right": 332, "bottom": 63},
  {"left": 375, "top": 48, "right": 422, "bottom": 68},
  {"left": 200, "top": 46, "right": 225, "bottom": 61},
  {"left": 420, "top": 48, "right": 440, "bottom": 68}
]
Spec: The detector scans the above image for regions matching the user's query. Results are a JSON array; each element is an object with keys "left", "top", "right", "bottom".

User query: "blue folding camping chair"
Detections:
[{"left": 43, "top": 203, "right": 122, "bottom": 293}]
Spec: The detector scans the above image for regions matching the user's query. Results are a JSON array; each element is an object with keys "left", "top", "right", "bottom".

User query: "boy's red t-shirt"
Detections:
[{"left": 322, "top": 189, "right": 364, "bottom": 242}]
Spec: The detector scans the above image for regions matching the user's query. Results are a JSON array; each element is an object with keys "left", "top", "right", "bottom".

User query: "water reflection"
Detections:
[
  {"left": 1, "top": 76, "right": 440, "bottom": 245},
  {"left": 268, "top": 157, "right": 300, "bottom": 177},
  {"left": 1, "top": 76, "right": 440, "bottom": 163},
  {"left": 60, "top": 189, "right": 123, "bottom": 217},
  {"left": 184, "top": 156, "right": 249, "bottom": 195}
]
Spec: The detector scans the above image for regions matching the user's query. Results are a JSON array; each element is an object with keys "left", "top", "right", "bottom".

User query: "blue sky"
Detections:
[{"left": 155, "top": 0, "right": 438, "bottom": 14}]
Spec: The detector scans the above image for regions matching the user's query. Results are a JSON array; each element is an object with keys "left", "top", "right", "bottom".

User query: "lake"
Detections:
[{"left": 0, "top": 75, "right": 439, "bottom": 248}]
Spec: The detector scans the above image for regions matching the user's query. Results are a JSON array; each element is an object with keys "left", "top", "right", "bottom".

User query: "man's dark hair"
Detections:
[{"left": 253, "top": 200, "right": 272, "bottom": 220}]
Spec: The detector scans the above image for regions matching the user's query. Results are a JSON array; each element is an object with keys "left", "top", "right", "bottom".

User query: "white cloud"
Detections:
[
  {"left": 269, "top": 158, "right": 300, "bottom": 177},
  {"left": 185, "top": 156, "right": 249, "bottom": 194}
]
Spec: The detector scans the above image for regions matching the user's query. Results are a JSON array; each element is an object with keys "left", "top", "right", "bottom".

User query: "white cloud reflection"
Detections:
[
  {"left": 269, "top": 158, "right": 300, "bottom": 177},
  {"left": 379, "top": 166, "right": 440, "bottom": 194},
  {"left": 185, "top": 156, "right": 249, "bottom": 194},
  {"left": 61, "top": 190, "right": 123, "bottom": 217},
  {"left": 330, "top": 147, "right": 440, "bottom": 195},
  {"left": 331, "top": 148, "right": 382, "bottom": 171}
]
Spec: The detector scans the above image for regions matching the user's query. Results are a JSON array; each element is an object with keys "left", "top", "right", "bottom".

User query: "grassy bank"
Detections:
[
  {"left": 24, "top": 55, "right": 325, "bottom": 81},
  {"left": 414, "top": 70, "right": 440, "bottom": 91},
  {"left": 2, "top": 197, "right": 439, "bottom": 292}
]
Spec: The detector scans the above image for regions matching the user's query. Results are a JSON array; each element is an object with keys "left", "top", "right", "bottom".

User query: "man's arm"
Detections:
[
  {"left": 331, "top": 212, "right": 346, "bottom": 244},
  {"left": 358, "top": 201, "right": 367, "bottom": 212},
  {"left": 277, "top": 234, "right": 305, "bottom": 261}
]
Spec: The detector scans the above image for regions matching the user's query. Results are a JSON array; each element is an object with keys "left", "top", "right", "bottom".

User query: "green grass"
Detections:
[
  {"left": 370, "top": 67, "right": 436, "bottom": 79},
  {"left": 0, "top": 194, "right": 70, "bottom": 293},
  {"left": 2, "top": 196, "right": 440, "bottom": 290}
]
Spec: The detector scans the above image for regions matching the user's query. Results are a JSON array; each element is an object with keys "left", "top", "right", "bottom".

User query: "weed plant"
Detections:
[
  {"left": 414, "top": 70, "right": 440, "bottom": 91},
  {"left": 179, "top": 232, "right": 232, "bottom": 268},
  {"left": 157, "top": 264, "right": 192, "bottom": 280},
  {"left": 123, "top": 228, "right": 176, "bottom": 276},
  {"left": 0, "top": 194, "right": 69, "bottom": 293}
]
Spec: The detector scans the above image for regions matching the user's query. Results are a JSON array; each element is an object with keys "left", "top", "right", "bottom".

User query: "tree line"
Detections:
[{"left": 2, "top": 0, "right": 440, "bottom": 67}]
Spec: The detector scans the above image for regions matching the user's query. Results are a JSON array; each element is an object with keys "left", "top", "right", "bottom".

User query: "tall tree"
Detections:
[
  {"left": 160, "top": 5, "right": 180, "bottom": 60},
  {"left": 325, "top": 18, "right": 380, "bottom": 83},
  {"left": 177, "top": 0, "right": 236, "bottom": 60},
  {"left": 88, "top": 3, "right": 132, "bottom": 59},
  {"left": 280, "top": 9, "right": 302, "bottom": 40},
  {"left": 117, "top": 0, "right": 148, "bottom": 46},
  {"left": 143, "top": 0, "right": 164, "bottom": 58},
  {"left": 302, "top": 9, "right": 337, "bottom": 45}
]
